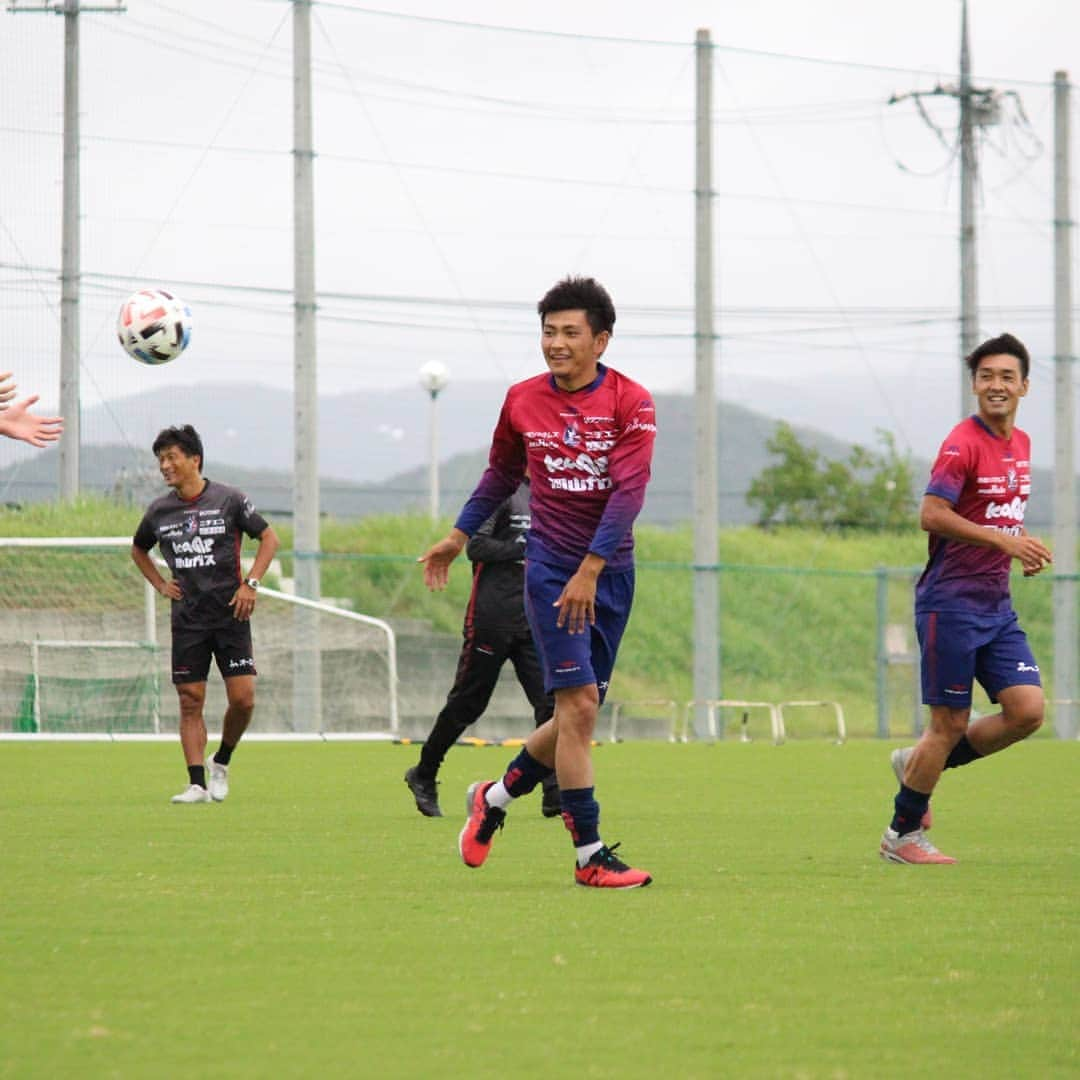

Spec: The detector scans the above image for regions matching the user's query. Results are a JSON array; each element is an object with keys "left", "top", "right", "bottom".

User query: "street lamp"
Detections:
[{"left": 418, "top": 360, "right": 449, "bottom": 520}]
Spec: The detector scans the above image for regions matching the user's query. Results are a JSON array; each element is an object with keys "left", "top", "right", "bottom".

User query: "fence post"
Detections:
[{"left": 875, "top": 567, "right": 888, "bottom": 737}]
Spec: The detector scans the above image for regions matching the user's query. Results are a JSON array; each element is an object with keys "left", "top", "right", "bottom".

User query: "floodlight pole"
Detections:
[
  {"left": 1052, "top": 71, "right": 1078, "bottom": 739},
  {"left": 7, "top": 1, "right": 126, "bottom": 500},
  {"left": 692, "top": 28, "right": 720, "bottom": 738},
  {"left": 418, "top": 361, "right": 449, "bottom": 521},
  {"left": 292, "top": 0, "right": 321, "bottom": 730}
]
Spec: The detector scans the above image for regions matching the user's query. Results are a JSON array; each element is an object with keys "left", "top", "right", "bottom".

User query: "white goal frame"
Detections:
[{"left": 0, "top": 536, "right": 399, "bottom": 739}]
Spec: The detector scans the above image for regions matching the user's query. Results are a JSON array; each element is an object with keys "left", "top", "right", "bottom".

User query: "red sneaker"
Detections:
[
  {"left": 574, "top": 843, "right": 652, "bottom": 889},
  {"left": 879, "top": 828, "right": 956, "bottom": 864},
  {"left": 890, "top": 747, "right": 932, "bottom": 829},
  {"left": 458, "top": 781, "right": 505, "bottom": 868}
]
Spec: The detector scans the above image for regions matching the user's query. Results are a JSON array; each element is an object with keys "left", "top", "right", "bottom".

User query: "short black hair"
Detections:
[
  {"left": 537, "top": 276, "right": 616, "bottom": 337},
  {"left": 152, "top": 424, "right": 204, "bottom": 470},
  {"left": 966, "top": 333, "right": 1030, "bottom": 380}
]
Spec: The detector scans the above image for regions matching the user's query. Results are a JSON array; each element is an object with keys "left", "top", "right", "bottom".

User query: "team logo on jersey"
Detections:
[
  {"left": 183, "top": 511, "right": 199, "bottom": 535},
  {"left": 1006, "top": 466, "right": 1018, "bottom": 492},
  {"left": 563, "top": 421, "right": 581, "bottom": 448}
]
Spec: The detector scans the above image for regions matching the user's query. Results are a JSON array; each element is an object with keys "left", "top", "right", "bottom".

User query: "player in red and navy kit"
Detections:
[
  {"left": 420, "top": 276, "right": 656, "bottom": 888},
  {"left": 880, "top": 333, "right": 1051, "bottom": 864}
]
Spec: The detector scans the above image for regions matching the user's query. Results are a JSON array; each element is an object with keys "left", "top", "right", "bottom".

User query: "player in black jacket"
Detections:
[{"left": 405, "top": 481, "right": 559, "bottom": 818}]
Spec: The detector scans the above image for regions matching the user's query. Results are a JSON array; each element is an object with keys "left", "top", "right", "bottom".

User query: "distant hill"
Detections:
[{"left": 0, "top": 390, "right": 1069, "bottom": 527}]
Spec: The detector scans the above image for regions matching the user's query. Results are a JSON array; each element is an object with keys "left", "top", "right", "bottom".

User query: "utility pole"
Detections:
[
  {"left": 292, "top": 0, "right": 321, "bottom": 730},
  {"left": 889, "top": 0, "right": 1015, "bottom": 420},
  {"left": 1052, "top": 71, "right": 1077, "bottom": 739},
  {"left": 957, "top": 0, "right": 978, "bottom": 418},
  {"left": 7, "top": 0, "right": 125, "bottom": 500},
  {"left": 692, "top": 28, "right": 719, "bottom": 738}
]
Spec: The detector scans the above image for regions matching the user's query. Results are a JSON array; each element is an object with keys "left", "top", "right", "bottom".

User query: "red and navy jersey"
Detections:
[
  {"left": 133, "top": 479, "right": 269, "bottom": 630},
  {"left": 454, "top": 364, "right": 656, "bottom": 572},
  {"left": 915, "top": 416, "right": 1031, "bottom": 615}
]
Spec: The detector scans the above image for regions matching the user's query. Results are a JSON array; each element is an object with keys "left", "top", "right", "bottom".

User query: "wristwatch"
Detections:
[{"left": 244, "top": 577, "right": 260, "bottom": 590}]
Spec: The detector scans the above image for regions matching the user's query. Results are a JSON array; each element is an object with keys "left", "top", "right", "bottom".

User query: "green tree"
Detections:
[{"left": 747, "top": 423, "right": 916, "bottom": 531}]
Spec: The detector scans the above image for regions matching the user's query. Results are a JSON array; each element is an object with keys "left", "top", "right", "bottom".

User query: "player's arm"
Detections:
[
  {"left": 130, "top": 544, "right": 182, "bottom": 600},
  {"left": 920, "top": 495, "right": 1052, "bottom": 574},
  {"left": 554, "top": 552, "right": 606, "bottom": 635},
  {"left": 419, "top": 528, "right": 469, "bottom": 591},
  {"left": 230, "top": 524, "right": 280, "bottom": 621},
  {"left": 420, "top": 397, "right": 524, "bottom": 590},
  {"left": 0, "top": 385, "right": 63, "bottom": 448}
]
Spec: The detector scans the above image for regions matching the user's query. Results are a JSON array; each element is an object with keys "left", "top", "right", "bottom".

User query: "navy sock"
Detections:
[
  {"left": 501, "top": 749, "right": 553, "bottom": 798},
  {"left": 891, "top": 783, "right": 930, "bottom": 836},
  {"left": 214, "top": 741, "right": 235, "bottom": 766},
  {"left": 560, "top": 786, "right": 600, "bottom": 848},
  {"left": 944, "top": 736, "right": 981, "bottom": 770},
  {"left": 188, "top": 764, "right": 206, "bottom": 789}
]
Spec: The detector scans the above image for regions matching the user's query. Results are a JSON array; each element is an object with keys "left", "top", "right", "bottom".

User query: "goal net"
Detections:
[{"left": 0, "top": 538, "right": 398, "bottom": 738}]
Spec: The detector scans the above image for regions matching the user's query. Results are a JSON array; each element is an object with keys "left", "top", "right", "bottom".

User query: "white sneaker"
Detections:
[
  {"left": 880, "top": 827, "right": 956, "bottom": 864},
  {"left": 208, "top": 759, "right": 229, "bottom": 802},
  {"left": 890, "top": 746, "right": 932, "bottom": 829},
  {"left": 171, "top": 784, "right": 211, "bottom": 804}
]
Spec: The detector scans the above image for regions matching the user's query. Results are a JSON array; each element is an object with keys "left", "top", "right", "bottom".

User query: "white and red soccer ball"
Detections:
[{"left": 117, "top": 288, "right": 192, "bottom": 365}]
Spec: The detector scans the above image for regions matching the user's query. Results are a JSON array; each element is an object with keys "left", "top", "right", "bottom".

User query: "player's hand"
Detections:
[
  {"left": 0, "top": 372, "right": 15, "bottom": 409},
  {"left": 159, "top": 579, "right": 182, "bottom": 601},
  {"left": 1004, "top": 534, "right": 1052, "bottom": 575},
  {"left": 418, "top": 533, "right": 466, "bottom": 591},
  {"left": 229, "top": 583, "right": 257, "bottom": 621},
  {"left": 0, "top": 395, "right": 63, "bottom": 447},
  {"left": 554, "top": 569, "right": 599, "bottom": 636}
]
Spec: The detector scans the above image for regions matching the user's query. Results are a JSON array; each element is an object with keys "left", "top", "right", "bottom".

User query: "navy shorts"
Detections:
[
  {"left": 916, "top": 609, "right": 1040, "bottom": 708},
  {"left": 171, "top": 621, "right": 257, "bottom": 685},
  {"left": 523, "top": 559, "right": 634, "bottom": 705}
]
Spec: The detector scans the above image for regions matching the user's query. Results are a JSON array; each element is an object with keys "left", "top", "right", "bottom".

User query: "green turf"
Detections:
[{"left": 2, "top": 741, "right": 1077, "bottom": 1079}]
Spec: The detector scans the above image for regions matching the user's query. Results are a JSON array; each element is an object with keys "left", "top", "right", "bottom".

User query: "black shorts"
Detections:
[{"left": 171, "top": 622, "right": 257, "bottom": 684}]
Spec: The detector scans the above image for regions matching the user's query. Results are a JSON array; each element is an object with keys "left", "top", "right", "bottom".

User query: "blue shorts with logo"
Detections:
[
  {"left": 523, "top": 559, "right": 634, "bottom": 705},
  {"left": 916, "top": 609, "right": 1040, "bottom": 708}
]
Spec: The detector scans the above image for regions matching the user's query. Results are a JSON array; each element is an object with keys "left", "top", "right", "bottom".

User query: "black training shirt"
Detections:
[{"left": 133, "top": 479, "right": 270, "bottom": 630}]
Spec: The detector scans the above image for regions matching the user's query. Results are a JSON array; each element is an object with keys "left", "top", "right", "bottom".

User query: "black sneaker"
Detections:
[
  {"left": 404, "top": 766, "right": 442, "bottom": 817},
  {"left": 540, "top": 776, "right": 562, "bottom": 818}
]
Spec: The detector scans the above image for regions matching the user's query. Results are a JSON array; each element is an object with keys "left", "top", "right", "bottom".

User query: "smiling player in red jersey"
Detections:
[
  {"left": 420, "top": 276, "right": 656, "bottom": 888},
  {"left": 880, "top": 333, "right": 1052, "bottom": 865}
]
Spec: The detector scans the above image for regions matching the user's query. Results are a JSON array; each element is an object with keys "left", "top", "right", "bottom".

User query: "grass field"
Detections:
[{"left": 2, "top": 740, "right": 1077, "bottom": 1079}]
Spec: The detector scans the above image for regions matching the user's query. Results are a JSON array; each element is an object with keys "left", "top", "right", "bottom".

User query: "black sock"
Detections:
[
  {"left": 188, "top": 764, "right": 206, "bottom": 789},
  {"left": 214, "top": 741, "right": 236, "bottom": 766},
  {"left": 890, "top": 783, "right": 930, "bottom": 836},
  {"left": 944, "top": 736, "right": 981, "bottom": 770}
]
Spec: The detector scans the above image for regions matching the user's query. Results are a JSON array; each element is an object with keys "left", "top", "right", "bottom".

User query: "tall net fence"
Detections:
[{"left": 0, "top": 539, "right": 1069, "bottom": 740}]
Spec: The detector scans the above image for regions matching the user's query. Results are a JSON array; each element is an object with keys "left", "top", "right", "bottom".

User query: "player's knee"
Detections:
[
  {"left": 176, "top": 685, "right": 204, "bottom": 719},
  {"left": 928, "top": 709, "right": 968, "bottom": 742},
  {"left": 1010, "top": 708, "right": 1043, "bottom": 738}
]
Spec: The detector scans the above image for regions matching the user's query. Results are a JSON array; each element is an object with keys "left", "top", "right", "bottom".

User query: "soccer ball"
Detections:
[{"left": 116, "top": 288, "right": 192, "bottom": 365}]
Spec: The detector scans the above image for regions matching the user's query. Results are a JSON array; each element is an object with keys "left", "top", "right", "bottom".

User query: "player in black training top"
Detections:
[
  {"left": 404, "top": 480, "right": 560, "bottom": 819},
  {"left": 131, "top": 425, "right": 279, "bottom": 804}
]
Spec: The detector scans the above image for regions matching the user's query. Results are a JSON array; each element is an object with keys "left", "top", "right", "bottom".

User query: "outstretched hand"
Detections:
[
  {"left": 1009, "top": 533, "right": 1053, "bottom": 576},
  {"left": 0, "top": 394, "right": 64, "bottom": 448},
  {"left": 418, "top": 532, "right": 466, "bottom": 590},
  {"left": 0, "top": 372, "right": 16, "bottom": 408}
]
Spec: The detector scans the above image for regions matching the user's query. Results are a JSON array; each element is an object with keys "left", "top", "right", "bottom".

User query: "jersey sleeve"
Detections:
[
  {"left": 588, "top": 391, "right": 656, "bottom": 561},
  {"left": 454, "top": 396, "right": 526, "bottom": 537},
  {"left": 924, "top": 433, "right": 973, "bottom": 506},
  {"left": 133, "top": 512, "right": 157, "bottom": 552},
  {"left": 235, "top": 492, "right": 270, "bottom": 539}
]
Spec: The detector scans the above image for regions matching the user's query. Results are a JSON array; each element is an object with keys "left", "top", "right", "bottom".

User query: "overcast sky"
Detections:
[{"left": 2, "top": 0, "right": 1078, "bottom": 466}]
